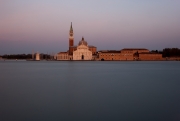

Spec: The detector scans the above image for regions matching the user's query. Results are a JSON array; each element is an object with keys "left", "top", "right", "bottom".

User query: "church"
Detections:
[
  {"left": 56, "top": 23, "right": 97, "bottom": 60},
  {"left": 56, "top": 23, "right": 163, "bottom": 61}
]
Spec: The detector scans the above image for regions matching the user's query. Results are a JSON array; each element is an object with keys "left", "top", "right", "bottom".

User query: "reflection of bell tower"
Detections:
[{"left": 69, "top": 22, "right": 74, "bottom": 47}]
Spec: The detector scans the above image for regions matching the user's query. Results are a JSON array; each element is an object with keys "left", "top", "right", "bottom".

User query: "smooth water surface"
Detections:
[{"left": 0, "top": 61, "right": 180, "bottom": 121}]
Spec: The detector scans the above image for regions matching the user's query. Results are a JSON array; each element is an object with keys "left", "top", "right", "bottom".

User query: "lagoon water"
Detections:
[{"left": 0, "top": 61, "right": 180, "bottom": 121}]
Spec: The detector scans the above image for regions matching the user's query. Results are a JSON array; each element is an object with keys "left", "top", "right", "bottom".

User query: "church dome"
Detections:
[{"left": 78, "top": 37, "right": 88, "bottom": 46}]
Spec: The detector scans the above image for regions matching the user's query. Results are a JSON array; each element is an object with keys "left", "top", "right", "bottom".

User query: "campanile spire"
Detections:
[
  {"left": 70, "top": 22, "right": 73, "bottom": 32},
  {"left": 69, "top": 22, "right": 74, "bottom": 49}
]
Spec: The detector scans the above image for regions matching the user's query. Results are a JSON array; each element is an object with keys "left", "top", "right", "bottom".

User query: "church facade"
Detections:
[
  {"left": 73, "top": 37, "right": 92, "bottom": 60},
  {"left": 56, "top": 23, "right": 96, "bottom": 60}
]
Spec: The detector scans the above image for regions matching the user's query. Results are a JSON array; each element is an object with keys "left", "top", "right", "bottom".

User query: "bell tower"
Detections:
[{"left": 69, "top": 22, "right": 74, "bottom": 47}]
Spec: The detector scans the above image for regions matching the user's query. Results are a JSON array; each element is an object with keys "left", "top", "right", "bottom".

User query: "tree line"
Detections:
[
  {"left": 162, "top": 48, "right": 180, "bottom": 57},
  {"left": 1, "top": 54, "right": 51, "bottom": 59}
]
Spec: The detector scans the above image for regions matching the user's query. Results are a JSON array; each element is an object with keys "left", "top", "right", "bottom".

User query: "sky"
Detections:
[{"left": 0, "top": 0, "right": 180, "bottom": 54}]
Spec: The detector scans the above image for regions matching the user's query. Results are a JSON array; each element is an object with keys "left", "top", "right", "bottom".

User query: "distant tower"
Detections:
[
  {"left": 35, "top": 52, "right": 40, "bottom": 61},
  {"left": 69, "top": 22, "right": 74, "bottom": 47},
  {"left": 68, "top": 22, "right": 74, "bottom": 55}
]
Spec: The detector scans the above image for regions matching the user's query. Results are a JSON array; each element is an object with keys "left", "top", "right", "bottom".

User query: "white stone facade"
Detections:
[
  {"left": 35, "top": 53, "right": 40, "bottom": 61},
  {"left": 73, "top": 44, "right": 92, "bottom": 60}
]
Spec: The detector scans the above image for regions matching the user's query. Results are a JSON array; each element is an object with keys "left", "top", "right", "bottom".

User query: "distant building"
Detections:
[
  {"left": 139, "top": 52, "right": 162, "bottom": 60},
  {"left": 56, "top": 22, "right": 164, "bottom": 61},
  {"left": 57, "top": 52, "right": 69, "bottom": 60},
  {"left": 35, "top": 53, "right": 40, "bottom": 61},
  {"left": 56, "top": 23, "right": 97, "bottom": 60},
  {"left": 32, "top": 52, "right": 40, "bottom": 61},
  {"left": 120, "top": 48, "right": 149, "bottom": 60},
  {"left": 73, "top": 37, "right": 92, "bottom": 60},
  {"left": 98, "top": 50, "right": 121, "bottom": 61},
  {"left": 98, "top": 49, "right": 150, "bottom": 61}
]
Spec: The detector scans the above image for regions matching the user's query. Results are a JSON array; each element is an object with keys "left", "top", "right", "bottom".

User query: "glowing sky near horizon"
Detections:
[{"left": 0, "top": 0, "right": 180, "bottom": 54}]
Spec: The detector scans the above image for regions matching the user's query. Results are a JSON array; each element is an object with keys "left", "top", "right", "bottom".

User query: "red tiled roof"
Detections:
[
  {"left": 122, "top": 48, "right": 148, "bottom": 50},
  {"left": 139, "top": 52, "right": 161, "bottom": 54},
  {"left": 98, "top": 50, "right": 121, "bottom": 53},
  {"left": 57, "top": 52, "right": 68, "bottom": 54}
]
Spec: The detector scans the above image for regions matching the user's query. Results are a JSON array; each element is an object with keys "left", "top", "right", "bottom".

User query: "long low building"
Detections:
[
  {"left": 139, "top": 52, "right": 162, "bottom": 60},
  {"left": 57, "top": 52, "right": 69, "bottom": 60},
  {"left": 98, "top": 49, "right": 162, "bottom": 61},
  {"left": 98, "top": 50, "right": 121, "bottom": 61}
]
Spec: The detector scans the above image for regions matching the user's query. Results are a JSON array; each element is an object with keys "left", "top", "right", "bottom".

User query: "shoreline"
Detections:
[{"left": 0, "top": 59, "right": 180, "bottom": 61}]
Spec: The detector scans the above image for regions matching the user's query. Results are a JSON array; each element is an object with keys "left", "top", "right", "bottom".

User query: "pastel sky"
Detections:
[{"left": 0, "top": 0, "right": 180, "bottom": 54}]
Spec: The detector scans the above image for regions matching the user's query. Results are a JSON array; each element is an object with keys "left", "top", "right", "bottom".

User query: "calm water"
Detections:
[{"left": 0, "top": 61, "right": 180, "bottom": 121}]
